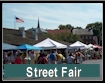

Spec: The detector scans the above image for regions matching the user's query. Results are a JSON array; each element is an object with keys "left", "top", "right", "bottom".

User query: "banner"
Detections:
[{"left": 4, "top": 64, "right": 100, "bottom": 78}]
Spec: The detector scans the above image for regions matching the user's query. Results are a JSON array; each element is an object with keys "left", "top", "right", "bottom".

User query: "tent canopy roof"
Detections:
[
  {"left": 3, "top": 43, "right": 18, "bottom": 50},
  {"left": 68, "top": 41, "right": 88, "bottom": 49},
  {"left": 88, "top": 44, "right": 97, "bottom": 48},
  {"left": 33, "top": 38, "right": 67, "bottom": 49},
  {"left": 18, "top": 44, "right": 43, "bottom": 50}
]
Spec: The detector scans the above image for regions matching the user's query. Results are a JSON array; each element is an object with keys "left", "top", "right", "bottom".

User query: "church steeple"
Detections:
[{"left": 37, "top": 17, "right": 40, "bottom": 29}]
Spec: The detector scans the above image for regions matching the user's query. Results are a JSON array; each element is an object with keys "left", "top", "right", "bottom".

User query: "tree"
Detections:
[
  {"left": 58, "top": 25, "right": 67, "bottom": 30},
  {"left": 86, "top": 22, "right": 102, "bottom": 36},
  {"left": 58, "top": 24, "right": 74, "bottom": 30},
  {"left": 58, "top": 24, "right": 63, "bottom": 30},
  {"left": 66, "top": 24, "right": 74, "bottom": 30},
  {"left": 75, "top": 26, "right": 82, "bottom": 29},
  {"left": 86, "top": 22, "right": 102, "bottom": 45},
  {"left": 43, "top": 32, "right": 82, "bottom": 43},
  {"left": 73, "top": 34, "right": 82, "bottom": 42}
]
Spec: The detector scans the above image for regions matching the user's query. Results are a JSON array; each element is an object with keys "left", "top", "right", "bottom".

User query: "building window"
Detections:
[
  {"left": 82, "top": 36, "right": 84, "bottom": 39},
  {"left": 89, "top": 36, "right": 91, "bottom": 39},
  {"left": 86, "top": 36, "right": 88, "bottom": 39}
]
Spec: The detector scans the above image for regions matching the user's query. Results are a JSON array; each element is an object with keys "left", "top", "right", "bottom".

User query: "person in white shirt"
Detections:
[
  {"left": 67, "top": 53, "right": 75, "bottom": 64},
  {"left": 30, "top": 50, "right": 35, "bottom": 60},
  {"left": 24, "top": 55, "right": 31, "bottom": 64}
]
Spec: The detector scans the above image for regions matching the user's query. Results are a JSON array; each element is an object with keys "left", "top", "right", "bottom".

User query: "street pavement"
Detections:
[{"left": 3, "top": 59, "right": 103, "bottom": 81}]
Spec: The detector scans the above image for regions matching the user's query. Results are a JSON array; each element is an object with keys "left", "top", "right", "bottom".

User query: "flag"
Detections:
[{"left": 15, "top": 17, "right": 24, "bottom": 23}]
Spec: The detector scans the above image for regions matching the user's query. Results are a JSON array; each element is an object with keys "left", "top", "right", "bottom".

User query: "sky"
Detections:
[{"left": 2, "top": 3, "right": 103, "bottom": 30}]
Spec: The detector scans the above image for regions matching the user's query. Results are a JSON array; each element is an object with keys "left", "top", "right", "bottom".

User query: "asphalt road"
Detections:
[{"left": 3, "top": 59, "right": 103, "bottom": 81}]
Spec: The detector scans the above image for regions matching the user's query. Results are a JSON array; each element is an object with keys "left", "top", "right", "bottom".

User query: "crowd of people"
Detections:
[
  {"left": 3, "top": 48, "right": 102, "bottom": 65},
  {"left": 3, "top": 48, "right": 102, "bottom": 77}
]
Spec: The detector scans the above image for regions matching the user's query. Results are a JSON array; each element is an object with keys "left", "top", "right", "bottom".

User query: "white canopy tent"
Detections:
[
  {"left": 78, "top": 41, "right": 89, "bottom": 49},
  {"left": 3, "top": 43, "right": 18, "bottom": 50},
  {"left": 68, "top": 41, "right": 89, "bottom": 49},
  {"left": 33, "top": 38, "right": 67, "bottom": 49},
  {"left": 88, "top": 44, "right": 97, "bottom": 48}
]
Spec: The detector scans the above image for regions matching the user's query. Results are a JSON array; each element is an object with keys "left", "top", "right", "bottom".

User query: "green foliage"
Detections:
[
  {"left": 43, "top": 32, "right": 82, "bottom": 43},
  {"left": 75, "top": 26, "right": 82, "bottom": 29},
  {"left": 58, "top": 24, "right": 83, "bottom": 30},
  {"left": 58, "top": 24, "right": 74, "bottom": 30},
  {"left": 85, "top": 22, "right": 102, "bottom": 41}
]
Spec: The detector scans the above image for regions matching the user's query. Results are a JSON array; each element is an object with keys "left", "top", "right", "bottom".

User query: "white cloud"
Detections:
[{"left": 3, "top": 3, "right": 102, "bottom": 29}]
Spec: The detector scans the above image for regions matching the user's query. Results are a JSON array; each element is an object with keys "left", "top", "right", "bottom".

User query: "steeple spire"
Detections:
[{"left": 37, "top": 17, "right": 40, "bottom": 29}]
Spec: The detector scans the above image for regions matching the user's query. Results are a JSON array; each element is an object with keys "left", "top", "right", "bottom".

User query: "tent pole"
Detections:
[{"left": 56, "top": 48, "right": 57, "bottom": 54}]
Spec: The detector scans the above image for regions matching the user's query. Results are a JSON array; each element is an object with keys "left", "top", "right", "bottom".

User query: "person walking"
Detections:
[
  {"left": 38, "top": 53, "right": 48, "bottom": 64},
  {"left": 67, "top": 52, "right": 75, "bottom": 64},
  {"left": 14, "top": 54, "right": 23, "bottom": 64},
  {"left": 57, "top": 51, "right": 63, "bottom": 64},
  {"left": 49, "top": 50, "right": 57, "bottom": 64}
]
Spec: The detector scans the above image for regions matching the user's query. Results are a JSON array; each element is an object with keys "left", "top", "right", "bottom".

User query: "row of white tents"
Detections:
[
  {"left": 3, "top": 38, "right": 98, "bottom": 50},
  {"left": 33, "top": 38, "right": 98, "bottom": 50}
]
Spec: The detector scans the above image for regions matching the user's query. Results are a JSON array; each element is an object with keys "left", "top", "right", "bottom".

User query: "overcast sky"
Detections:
[{"left": 2, "top": 3, "right": 102, "bottom": 30}]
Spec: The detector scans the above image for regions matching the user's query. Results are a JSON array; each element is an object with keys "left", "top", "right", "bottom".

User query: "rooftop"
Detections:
[
  {"left": 72, "top": 28, "right": 93, "bottom": 35},
  {"left": 47, "top": 29, "right": 71, "bottom": 35},
  {"left": 3, "top": 28, "right": 71, "bottom": 46}
]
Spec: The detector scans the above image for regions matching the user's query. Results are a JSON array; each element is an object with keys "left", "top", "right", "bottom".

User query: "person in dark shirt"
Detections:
[{"left": 37, "top": 53, "right": 48, "bottom": 64}]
